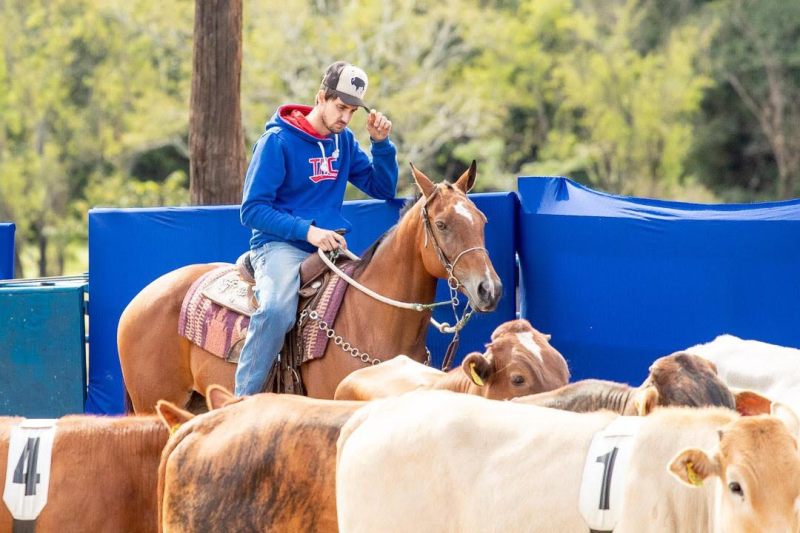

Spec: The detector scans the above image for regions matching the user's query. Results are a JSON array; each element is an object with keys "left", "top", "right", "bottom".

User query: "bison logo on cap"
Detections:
[{"left": 350, "top": 76, "right": 366, "bottom": 94}]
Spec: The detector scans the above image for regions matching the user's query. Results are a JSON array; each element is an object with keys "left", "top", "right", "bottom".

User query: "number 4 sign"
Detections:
[{"left": 3, "top": 420, "right": 57, "bottom": 521}]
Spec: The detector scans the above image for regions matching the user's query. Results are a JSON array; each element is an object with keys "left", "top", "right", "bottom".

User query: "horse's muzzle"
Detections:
[{"left": 468, "top": 277, "right": 502, "bottom": 312}]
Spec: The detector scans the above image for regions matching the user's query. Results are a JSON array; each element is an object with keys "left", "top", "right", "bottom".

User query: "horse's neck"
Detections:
[{"left": 348, "top": 209, "right": 437, "bottom": 356}]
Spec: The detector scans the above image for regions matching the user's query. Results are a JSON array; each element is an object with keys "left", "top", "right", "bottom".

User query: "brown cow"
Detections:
[
  {"left": 514, "top": 352, "right": 771, "bottom": 415},
  {"left": 158, "top": 393, "right": 363, "bottom": 533},
  {"left": 335, "top": 318, "right": 569, "bottom": 401},
  {"left": 0, "top": 415, "right": 168, "bottom": 533}
]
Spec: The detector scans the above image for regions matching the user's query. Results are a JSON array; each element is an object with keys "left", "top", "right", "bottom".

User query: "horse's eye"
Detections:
[
  {"left": 728, "top": 481, "right": 743, "bottom": 497},
  {"left": 435, "top": 220, "right": 447, "bottom": 231},
  {"left": 511, "top": 375, "right": 525, "bottom": 386}
]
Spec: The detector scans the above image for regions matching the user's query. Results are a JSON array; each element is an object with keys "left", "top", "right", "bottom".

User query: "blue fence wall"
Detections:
[
  {"left": 88, "top": 193, "right": 518, "bottom": 414},
  {"left": 0, "top": 223, "right": 14, "bottom": 279},
  {"left": 517, "top": 177, "right": 800, "bottom": 385}
]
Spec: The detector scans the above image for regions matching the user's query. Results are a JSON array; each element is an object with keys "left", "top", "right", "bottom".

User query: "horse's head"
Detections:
[{"left": 409, "top": 161, "right": 502, "bottom": 312}]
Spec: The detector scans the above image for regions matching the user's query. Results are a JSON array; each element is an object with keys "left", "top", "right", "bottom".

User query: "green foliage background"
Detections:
[{"left": 1, "top": 0, "right": 799, "bottom": 276}]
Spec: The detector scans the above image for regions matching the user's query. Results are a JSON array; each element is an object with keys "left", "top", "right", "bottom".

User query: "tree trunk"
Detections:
[
  {"left": 189, "top": 0, "right": 246, "bottom": 205},
  {"left": 38, "top": 232, "right": 47, "bottom": 278}
]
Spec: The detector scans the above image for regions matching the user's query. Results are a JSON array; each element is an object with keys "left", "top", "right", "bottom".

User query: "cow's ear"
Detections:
[
  {"left": 772, "top": 402, "right": 800, "bottom": 437},
  {"left": 410, "top": 163, "right": 436, "bottom": 198},
  {"left": 461, "top": 352, "right": 492, "bottom": 387},
  {"left": 668, "top": 448, "right": 719, "bottom": 488},
  {"left": 732, "top": 389, "right": 772, "bottom": 416},
  {"left": 453, "top": 160, "right": 477, "bottom": 193},
  {"left": 632, "top": 385, "right": 660, "bottom": 416},
  {"left": 156, "top": 400, "right": 195, "bottom": 434},
  {"left": 206, "top": 384, "right": 242, "bottom": 410}
]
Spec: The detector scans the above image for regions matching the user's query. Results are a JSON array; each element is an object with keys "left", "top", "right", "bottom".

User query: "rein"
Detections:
[{"left": 314, "top": 187, "right": 487, "bottom": 371}]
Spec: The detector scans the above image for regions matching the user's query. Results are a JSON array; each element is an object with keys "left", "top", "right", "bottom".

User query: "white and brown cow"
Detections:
[
  {"left": 335, "top": 318, "right": 569, "bottom": 401},
  {"left": 336, "top": 390, "right": 800, "bottom": 533},
  {"left": 515, "top": 352, "right": 771, "bottom": 416},
  {"left": 0, "top": 415, "right": 169, "bottom": 533}
]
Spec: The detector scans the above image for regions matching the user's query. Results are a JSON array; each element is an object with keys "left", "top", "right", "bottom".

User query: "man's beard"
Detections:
[{"left": 322, "top": 115, "right": 345, "bottom": 134}]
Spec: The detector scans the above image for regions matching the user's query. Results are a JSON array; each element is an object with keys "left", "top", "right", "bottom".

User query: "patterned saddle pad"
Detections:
[
  {"left": 178, "top": 262, "right": 357, "bottom": 364},
  {"left": 179, "top": 266, "right": 252, "bottom": 363}
]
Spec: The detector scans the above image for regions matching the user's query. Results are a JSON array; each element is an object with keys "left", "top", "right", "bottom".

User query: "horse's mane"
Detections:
[{"left": 351, "top": 193, "right": 421, "bottom": 278}]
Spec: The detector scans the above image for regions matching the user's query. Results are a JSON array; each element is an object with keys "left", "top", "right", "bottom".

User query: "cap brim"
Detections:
[{"left": 335, "top": 91, "right": 369, "bottom": 111}]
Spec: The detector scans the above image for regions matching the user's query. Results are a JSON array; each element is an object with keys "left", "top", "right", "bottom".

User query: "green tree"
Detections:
[
  {"left": 526, "top": 0, "right": 715, "bottom": 198},
  {"left": 0, "top": 0, "right": 192, "bottom": 276},
  {"left": 707, "top": 0, "right": 800, "bottom": 199}
]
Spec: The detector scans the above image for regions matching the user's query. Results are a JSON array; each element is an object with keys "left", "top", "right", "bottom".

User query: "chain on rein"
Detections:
[{"left": 310, "top": 185, "right": 488, "bottom": 371}]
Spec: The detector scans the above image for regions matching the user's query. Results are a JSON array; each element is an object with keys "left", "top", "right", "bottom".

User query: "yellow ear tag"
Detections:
[
  {"left": 469, "top": 362, "right": 485, "bottom": 387},
  {"left": 685, "top": 461, "right": 703, "bottom": 487},
  {"left": 169, "top": 423, "right": 182, "bottom": 435}
]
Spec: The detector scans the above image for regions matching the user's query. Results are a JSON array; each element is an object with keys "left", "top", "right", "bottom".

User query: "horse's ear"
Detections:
[
  {"left": 410, "top": 162, "right": 436, "bottom": 198},
  {"left": 454, "top": 160, "right": 477, "bottom": 193}
]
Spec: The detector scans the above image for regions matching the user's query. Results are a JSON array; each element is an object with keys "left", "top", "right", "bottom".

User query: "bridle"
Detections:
[
  {"left": 419, "top": 186, "right": 489, "bottom": 370},
  {"left": 312, "top": 185, "right": 489, "bottom": 370},
  {"left": 420, "top": 186, "right": 488, "bottom": 295}
]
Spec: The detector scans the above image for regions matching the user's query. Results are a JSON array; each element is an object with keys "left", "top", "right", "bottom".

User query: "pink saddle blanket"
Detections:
[
  {"left": 178, "top": 263, "right": 356, "bottom": 363},
  {"left": 179, "top": 266, "right": 249, "bottom": 362}
]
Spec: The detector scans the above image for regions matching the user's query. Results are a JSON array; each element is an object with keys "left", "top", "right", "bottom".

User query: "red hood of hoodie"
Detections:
[{"left": 279, "top": 104, "right": 327, "bottom": 139}]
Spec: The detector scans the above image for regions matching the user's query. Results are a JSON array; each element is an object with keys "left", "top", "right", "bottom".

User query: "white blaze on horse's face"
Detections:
[{"left": 454, "top": 201, "right": 474, "bottom": 225}]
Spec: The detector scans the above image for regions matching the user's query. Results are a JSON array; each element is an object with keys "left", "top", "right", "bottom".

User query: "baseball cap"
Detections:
[{"left": 321, "top": 61, "right": 370, "bottom": 111}]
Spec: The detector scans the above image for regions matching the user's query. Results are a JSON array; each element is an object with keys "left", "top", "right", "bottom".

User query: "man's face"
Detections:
[{"left": 319, "top": 96, "right": 359, "bottom": 134}]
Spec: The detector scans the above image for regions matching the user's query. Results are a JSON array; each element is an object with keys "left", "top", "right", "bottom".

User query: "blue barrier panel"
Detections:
[
  {"left": 518, "top": 177, "right": 800, "bottom": 386},
  {"left": 0, "top": 280, "right": 87, "bottom": 417},
  {"left": 0, "top": 223, "right": 14, "bottom": 279},
  {"left": 88, "top": 193, "right": 517, "bottom": 414}
]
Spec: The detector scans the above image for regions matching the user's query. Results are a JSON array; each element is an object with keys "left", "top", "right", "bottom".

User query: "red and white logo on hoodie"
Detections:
[{"left": 308, "top": 156, "right": 338, "bottom": 183}]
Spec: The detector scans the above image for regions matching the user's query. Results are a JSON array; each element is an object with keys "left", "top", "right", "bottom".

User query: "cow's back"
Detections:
[
  {"left": 336, "top": 391, "right": 616, "bottom": 533},
  {"left": 161, "top": 394, "right": 362, "bottom": 533},
  {"left": 687, "top": 335, "right": 800, "bottom": 411},
  {"left": 0, "top": 415, "right": 167, "bottom": 533},
  {"left": 334, "top": 355, "right": 445, "bottom": 400}
]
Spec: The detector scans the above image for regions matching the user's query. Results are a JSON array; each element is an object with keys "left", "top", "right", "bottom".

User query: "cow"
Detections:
[
  {"left": 514, "top": 351, "right": 771, "bottom": 416},
  {"left": 0, "top": 415, "right": 169, "bottom": 533},
  {"left": 335, "top": 319, "right": 570, "bottom": 401},
  {"left": 336, "top": 390, "right": 800, "bottom": 533},
  {"left": 687, "top": 334, "right": 800, "bottom": 413},
  {"left": 158, "top": 392, "right": 363, "bottom": 533}
]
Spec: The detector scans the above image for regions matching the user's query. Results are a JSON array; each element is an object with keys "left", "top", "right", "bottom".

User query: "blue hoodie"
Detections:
[{"left": 241, "top": 104, "right": 399, "bottom": 252}]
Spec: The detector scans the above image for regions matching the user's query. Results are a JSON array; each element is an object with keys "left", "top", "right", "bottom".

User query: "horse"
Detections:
[{"left": 117, "top": 162, "right": 503, "bottom": 413}]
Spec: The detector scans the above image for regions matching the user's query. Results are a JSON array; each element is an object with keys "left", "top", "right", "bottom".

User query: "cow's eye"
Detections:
[
  {"left": 728, "top": 481, "right": 743, "bottom": 497},
  {"left": 435, "top": 220, "right": 447, "bottom": 231},
  {"left": 511, "top": 375, "right": 525, "bottom": 386}
]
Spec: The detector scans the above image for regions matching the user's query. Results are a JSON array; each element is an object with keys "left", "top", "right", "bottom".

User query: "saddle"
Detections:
[{"left": 178, "top": 250, "right": 358, "bottom": 395}]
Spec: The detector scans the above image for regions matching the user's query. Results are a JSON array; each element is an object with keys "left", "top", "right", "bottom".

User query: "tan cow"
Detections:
[
  {"left": 335, "top": 319, "right": 569, "bottom": 401},
  {"left": 515, "top": 352, "right": 771, "bottom": 416},
  {"left": 336, "top": 391, "right": 800, "bottom": 533},
  {"left": 0, "top": 415, "right": 169, "bottom": 533},
  {"left": 158, "top": 392, "right": 363, "bottom": 533}
]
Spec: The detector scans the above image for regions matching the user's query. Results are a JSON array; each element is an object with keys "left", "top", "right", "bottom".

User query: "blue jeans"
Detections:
[{"left": 234, "top": 242, "right": 310, "bottom": 396}]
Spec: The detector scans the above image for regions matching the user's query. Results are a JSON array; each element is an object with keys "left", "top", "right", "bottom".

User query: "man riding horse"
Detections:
[{"left": 237, "top": 61, "right": 397, "bottom": 396}]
